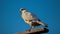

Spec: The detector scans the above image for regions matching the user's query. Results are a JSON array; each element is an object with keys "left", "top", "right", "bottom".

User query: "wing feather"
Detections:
[{"left": 22, "top": 12, "right": 39, "bottom": 21}]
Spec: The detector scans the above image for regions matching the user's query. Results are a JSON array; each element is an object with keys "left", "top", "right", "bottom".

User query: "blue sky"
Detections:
[{"left": 0, "top": 0, "right": 60, "bottom": 34}]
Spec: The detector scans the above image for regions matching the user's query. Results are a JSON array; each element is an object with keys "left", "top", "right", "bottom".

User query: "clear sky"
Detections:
[{"left": 0, "top": 0, "right": 60, "bottom": 34}]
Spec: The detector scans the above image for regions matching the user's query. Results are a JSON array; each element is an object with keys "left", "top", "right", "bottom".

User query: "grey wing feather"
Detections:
[{"left": 26, "top": 12, "right": 39, "bottom": 20}]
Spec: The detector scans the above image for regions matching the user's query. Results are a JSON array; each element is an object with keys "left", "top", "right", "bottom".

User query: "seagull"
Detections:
[{"left": 20, "top": 8, "right": 48, "bottom": 31}]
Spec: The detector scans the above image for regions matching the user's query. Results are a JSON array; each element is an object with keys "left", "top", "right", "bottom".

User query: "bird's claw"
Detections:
[{"left": 26, "top": 29, "right": 32, "bottom": 32}]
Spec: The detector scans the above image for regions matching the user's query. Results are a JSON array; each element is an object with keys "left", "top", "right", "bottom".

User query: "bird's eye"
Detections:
[{"left": 20, "top": 8, "right": 25, "bottom": 11}]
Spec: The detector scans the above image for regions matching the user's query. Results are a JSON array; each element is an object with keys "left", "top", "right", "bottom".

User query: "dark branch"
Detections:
[{"left": 16, "top": 28, "right": 49, "bottom": 34}]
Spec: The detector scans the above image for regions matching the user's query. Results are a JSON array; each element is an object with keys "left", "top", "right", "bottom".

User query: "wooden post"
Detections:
[{"left": 16, "top": 28, "right": 49, "bottom": 34}]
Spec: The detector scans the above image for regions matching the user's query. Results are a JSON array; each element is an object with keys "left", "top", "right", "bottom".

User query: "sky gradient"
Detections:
[{"left": 0, "top": 0, "right": 60, "bottom": 34}]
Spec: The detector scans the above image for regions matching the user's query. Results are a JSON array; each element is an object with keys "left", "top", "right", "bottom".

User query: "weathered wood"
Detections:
[{"left": 16, "top": 28, "right": 49, "bottom": 34}]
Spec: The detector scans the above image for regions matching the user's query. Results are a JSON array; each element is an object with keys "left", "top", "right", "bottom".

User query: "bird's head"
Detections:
[{"left": 20, "top": 8, "right": 26, "bottom": 13}]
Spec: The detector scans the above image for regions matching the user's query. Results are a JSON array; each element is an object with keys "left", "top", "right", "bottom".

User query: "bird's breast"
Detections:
[{"left": 22, "top": 13, "right": 32, "bottom": 20}]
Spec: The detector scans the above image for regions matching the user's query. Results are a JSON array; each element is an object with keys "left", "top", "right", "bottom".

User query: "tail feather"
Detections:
[{"left": 37, "top": 21, "right": 48, "bottom": 27}]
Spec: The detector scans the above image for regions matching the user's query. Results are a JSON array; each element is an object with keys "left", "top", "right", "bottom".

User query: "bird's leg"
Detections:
[
  {"left": 29, "top": 26, "right": 32, "bottom": 31},
  {"left": 28, "top": 26, "right": 34, "bottom": 32}
]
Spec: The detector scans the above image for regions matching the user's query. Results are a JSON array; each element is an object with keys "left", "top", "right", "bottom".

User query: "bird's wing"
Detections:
[
  {"left": 28, "top": 12, "right": 39, "bottom": 20},
  {"left": 22, "top": 11, "right": 40, "bottom": 21}
]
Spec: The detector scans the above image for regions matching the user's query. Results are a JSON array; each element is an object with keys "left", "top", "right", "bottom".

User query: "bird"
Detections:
[{"left": 20, "top": 8, "right": 48, "bottom": 31}]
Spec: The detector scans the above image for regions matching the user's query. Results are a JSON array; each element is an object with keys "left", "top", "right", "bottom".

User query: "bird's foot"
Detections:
[{"left": 26, "top": 29, "right": 32, "bottom": 32}]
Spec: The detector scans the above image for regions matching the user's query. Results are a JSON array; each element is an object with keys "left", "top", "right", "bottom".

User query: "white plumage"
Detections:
[{"left": 20, "top": 8, "right": 48, "bottom": 30}]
